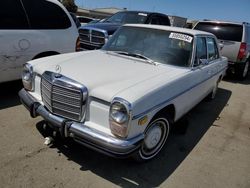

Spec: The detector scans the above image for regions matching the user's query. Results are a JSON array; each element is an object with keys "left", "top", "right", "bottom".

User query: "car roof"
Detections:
[
  {"left": 197, "top": 20, "right": 249, "bottom": 26},
  {"left": 124, "top": 24, "right": 214, "bottom": 36},
  {"left": 116, "top": 10, "right": 166, "bottom": 16}
]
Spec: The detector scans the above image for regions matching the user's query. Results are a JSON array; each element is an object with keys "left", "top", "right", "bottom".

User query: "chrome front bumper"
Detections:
[{"left": 19, "top": 89, "right": 144, "bottom": 157}]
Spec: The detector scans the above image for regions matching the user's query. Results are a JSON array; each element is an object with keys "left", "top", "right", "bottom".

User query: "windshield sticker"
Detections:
[
  {"left": 138, "top": 13, "right": 148, "bottom": 17},
  {"left": 169, "top": 32, "right": 193, "bottom": 43}
]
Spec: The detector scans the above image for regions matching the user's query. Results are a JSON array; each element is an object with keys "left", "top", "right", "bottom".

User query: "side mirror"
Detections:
[
  {"left": 199, "top": 59, "right": 209, "bottom": 65},
  {"left": 193, "top": 57, "right": 208, "bottom": 68}
]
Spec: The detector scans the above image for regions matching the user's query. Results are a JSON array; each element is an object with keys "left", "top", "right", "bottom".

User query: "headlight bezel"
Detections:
[
  {"left": 22, "top": 63, "right": 34, "bottom": 91},
  {"left": 109, "top": 97, "right": 132, "bottom": 138}
]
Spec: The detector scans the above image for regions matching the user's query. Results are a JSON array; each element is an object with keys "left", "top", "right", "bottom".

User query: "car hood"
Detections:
[
  {"left": 32, "top": 50, "right": 188, "bottom": 102},
  {"left": 82, "top": 22, "right": 121, "bottom": 35}
]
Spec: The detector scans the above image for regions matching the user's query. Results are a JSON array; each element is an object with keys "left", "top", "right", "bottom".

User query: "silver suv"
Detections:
[{"left": 193, "top": 21, "right": 250, "bottom": 79}]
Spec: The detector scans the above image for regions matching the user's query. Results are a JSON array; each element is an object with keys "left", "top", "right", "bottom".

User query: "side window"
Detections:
[
  {"left": 195, "top": 37, "right": 207, "bottom": 66},
  {"left": 207, "top": 37, "right": 219, "bottom": 61},
  {"left": 0, "top": 0, "right": 29, "bottom": 29},
  {"left": 22, "top": 0, "right": 71, "bottom": 29},
  {"left": 158, "top": 16, "right": 170, "bottom": 26},
  {"left": 149, "top": 16, "right": 160, "bottom": 25}
]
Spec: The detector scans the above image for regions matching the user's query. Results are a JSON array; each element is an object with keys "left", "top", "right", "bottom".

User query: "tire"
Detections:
[
  {"left": 237, "top": 61, "right": 249, "bottom": 80},
  {"left": 133, "top": 117, "right": 170, "bottom": 162}
]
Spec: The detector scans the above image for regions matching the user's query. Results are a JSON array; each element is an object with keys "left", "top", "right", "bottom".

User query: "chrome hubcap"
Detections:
[
  {"left": 144, "top": 126, "right": 162, "bottom": 149},
  {"left": 139, "top": 118, "right": 169, "bottom": 160}
]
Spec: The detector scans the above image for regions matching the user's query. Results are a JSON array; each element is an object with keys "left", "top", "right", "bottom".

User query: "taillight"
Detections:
[
  {"left": 237, "top": 42, "right": 247, "bottom": 60},
  {"left": 75, "top": 37, "right": 81, "bottom": 51}
]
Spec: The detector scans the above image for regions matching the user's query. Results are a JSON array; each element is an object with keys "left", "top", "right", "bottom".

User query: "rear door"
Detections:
[
  {"left": 194, "top": 22, "right": 243, "bottom": 62},
  {"left": 193, "top": 36, "right": 221, "bottom": 99}
]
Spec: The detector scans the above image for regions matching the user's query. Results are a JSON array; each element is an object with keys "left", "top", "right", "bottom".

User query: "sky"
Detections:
[{"left": 75, "top": 0, "right": 250, "bottom": 23}]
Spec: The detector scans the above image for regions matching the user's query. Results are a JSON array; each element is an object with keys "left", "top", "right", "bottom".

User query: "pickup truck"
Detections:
[
  {"left": 19, "top": 24, "right": 228, "bottom": 161},
  {"left": 78, "top": 10, "right": 170, "bottom": 50}
]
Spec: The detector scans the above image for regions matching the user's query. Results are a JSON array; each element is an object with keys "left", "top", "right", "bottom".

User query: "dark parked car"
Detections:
[{"left": 78, "top": 11, "right": 170, "bottom": 50}]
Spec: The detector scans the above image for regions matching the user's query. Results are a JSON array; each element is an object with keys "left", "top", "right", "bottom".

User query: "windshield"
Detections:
[
  {"left": 105, "top": 12, "right": 148, "bottom": 24},
  {"left": 103, "top": 26, "right": 194, "bottom": 67},
  {"left": 194, "top": 22, "right": 243, "bottom": 42}
]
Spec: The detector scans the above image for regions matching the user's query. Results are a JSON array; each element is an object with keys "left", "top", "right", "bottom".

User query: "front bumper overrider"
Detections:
[{"left": 18, "top": 88, "right": 144, "bottom": 158}]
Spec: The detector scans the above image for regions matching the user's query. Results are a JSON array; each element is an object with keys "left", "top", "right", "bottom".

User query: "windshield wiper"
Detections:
[
  {"left": 114, "top": 51, "right": 129, "bottom": 55},
  {"left": 115, "top": 51, "right": 156, "bottom": 65}
]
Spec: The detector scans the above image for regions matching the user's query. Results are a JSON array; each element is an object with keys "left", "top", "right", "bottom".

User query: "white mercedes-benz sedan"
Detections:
[{"left": 19, "top": 24, "right": 228, "bottom": 161}]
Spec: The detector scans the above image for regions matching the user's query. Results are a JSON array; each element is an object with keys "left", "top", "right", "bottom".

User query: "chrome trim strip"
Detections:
[
  {"left": 79, "top": 26, "right": 109, "bottom": 37},
  {"left": 52, "top": 99, "right": 81, "bottom": 108},
  {"left": 52, "top": 106, "right": 80, "bottom": 116},
  {"left": 52, "top": 92, "right": 81, "bottom": 100},
  {"left": 79, "top": 33, "right": 106, "bottom": 40},
  {"left": 79, "top": 40, "right": 103, "bottom": 47},
  {"left": 132, "top": 67, "right": 227, "bottom": 120}
]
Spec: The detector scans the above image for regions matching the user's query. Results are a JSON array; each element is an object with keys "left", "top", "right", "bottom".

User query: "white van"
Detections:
[{"left": 0, "top": 0, "right": 79, "bottom": 83}]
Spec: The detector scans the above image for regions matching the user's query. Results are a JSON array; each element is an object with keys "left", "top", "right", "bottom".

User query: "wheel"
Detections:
[
  {"left": 237, "top": 61, "right": 249, "bottom": 80},
  {"left": 133, "top": 117, "right": 170, "bottom": 162}
]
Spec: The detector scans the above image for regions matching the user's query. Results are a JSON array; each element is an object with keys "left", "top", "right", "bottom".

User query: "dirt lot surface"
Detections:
[{"left": 0, "top": 76, "right": 250, "bottom": 188}]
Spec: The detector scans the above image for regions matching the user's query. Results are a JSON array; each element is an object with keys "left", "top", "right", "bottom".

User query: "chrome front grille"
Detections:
[
  {"left": 79, "top": 27, "right": 107, "bottom": 50},
  {"left": 41, "top": 71, "right": 87, "bottom": 122}
]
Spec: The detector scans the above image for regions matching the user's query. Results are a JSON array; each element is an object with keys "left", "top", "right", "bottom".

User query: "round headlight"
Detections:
[
  {"left": 109, "top": 98, "right": 131, "bottom": 138},
  {"left": 22, "top": 63, "right": 34, "bottom": 91},
  {"left": 110, "top": 102, "right": 128, "bottom": 124}
]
